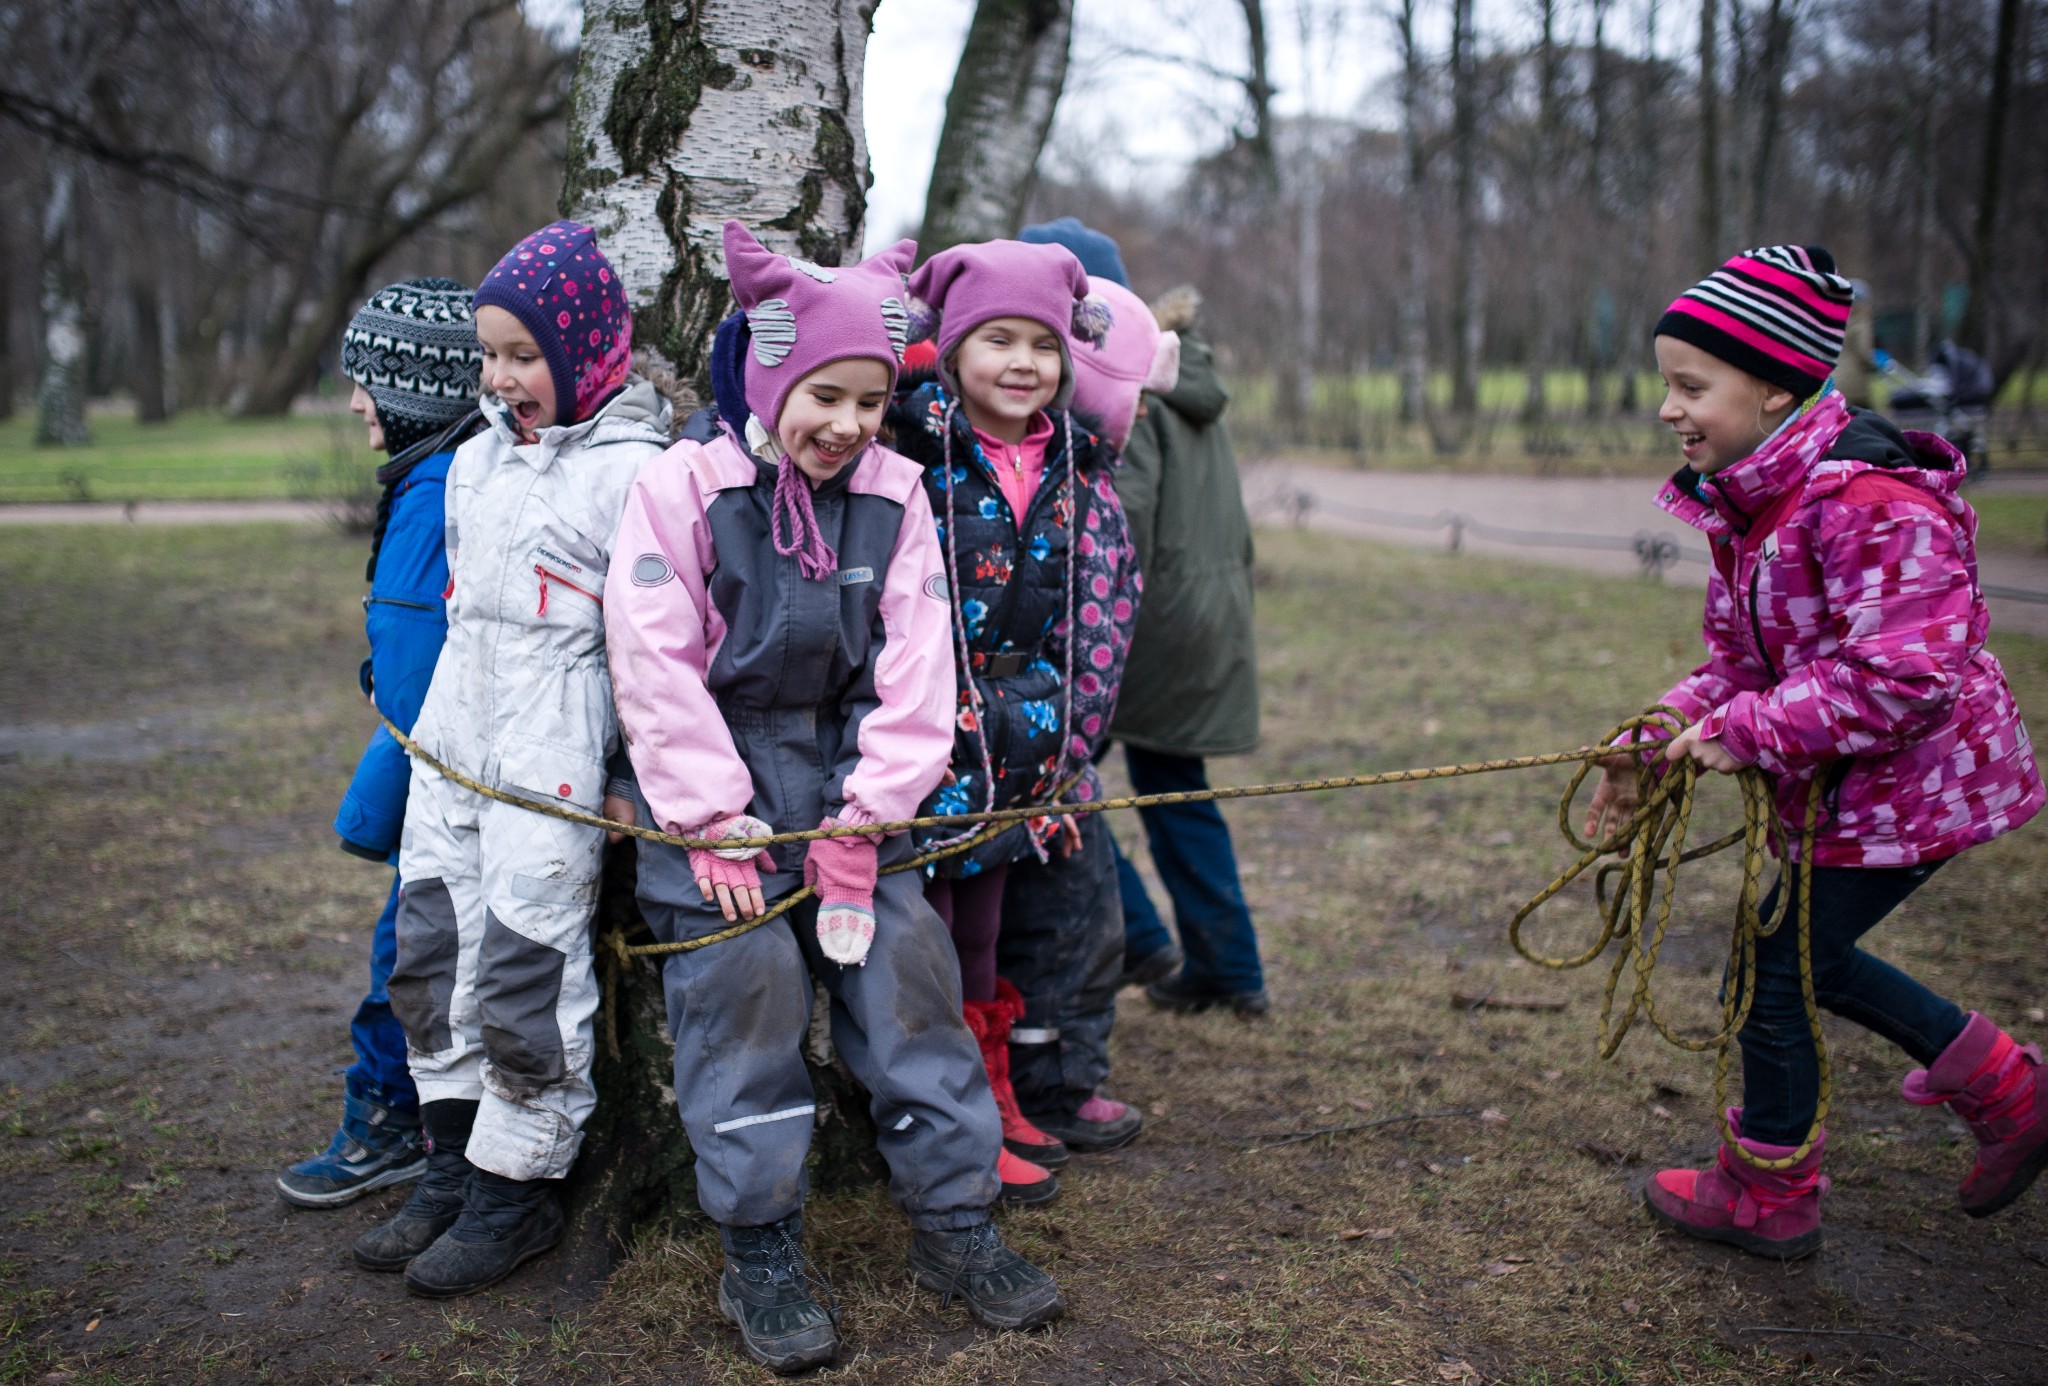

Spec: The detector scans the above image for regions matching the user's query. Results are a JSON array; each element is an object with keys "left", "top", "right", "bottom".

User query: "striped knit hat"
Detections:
[{"left": 1655, "top": 245, "right": 1853, "bottom": 399}]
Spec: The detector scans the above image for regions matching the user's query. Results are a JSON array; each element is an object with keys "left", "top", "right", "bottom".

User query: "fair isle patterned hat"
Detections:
[
  {"left": 1656, "top": 245, "right": 1854, "bottom": 399},
  {"left": 340, "top": 278, "right": 481, "bottom": 458},
  {"left": 721, "top": 219, "right": 918, "bottom": 432}
]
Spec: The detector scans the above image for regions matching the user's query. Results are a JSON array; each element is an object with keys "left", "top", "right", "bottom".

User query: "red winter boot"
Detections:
[
  {"left": 967, "top": 981, "right": 1070, "bottom": 1170},
  {"left": 960, "top": 993, "right": 1061, "bottom": 1206},
  {"left": 1902, "top": 1011, "right": 2048, "bottom": 1218},
  {"left": 1644, "top": 1109, "right": 1828, "bottom": 1260}
]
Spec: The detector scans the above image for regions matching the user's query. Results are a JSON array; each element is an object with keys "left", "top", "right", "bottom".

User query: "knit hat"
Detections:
[
  {"left": 1656, "top": 245, "right": 1854, "bottom": 399},
  {"left": 907, "top": 239, "right": 1112, "bottom": 409},
  {"left": 722, "top": 220, "right": 918, "bottom": 433},
  {"left": 1070, "top": 277, "right": 1180, "bottom": 450},
  {"left": 1018, "top": 216, "right": 1130, "bottom": 288},
  {"left": 340, "top": 278, "right": 482, "bottom": 458},
  {"left": 473, "top": 221, "right": 633, "bottom": 426}
]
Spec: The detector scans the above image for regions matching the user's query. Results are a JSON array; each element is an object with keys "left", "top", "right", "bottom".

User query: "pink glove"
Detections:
[
  {"left": 687, "top": 814, "right": 777, "bottom": 922},
  {"left": 805, "top": 818, "right": 879, "bottom": 965}
]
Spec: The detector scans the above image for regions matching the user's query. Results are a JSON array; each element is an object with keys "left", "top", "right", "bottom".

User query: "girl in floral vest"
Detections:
[{"left": 1589, "top": 245, "right": 2045, "bottom": 1259}]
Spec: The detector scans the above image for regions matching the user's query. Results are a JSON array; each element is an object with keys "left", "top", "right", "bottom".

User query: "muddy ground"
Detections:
[{"left": 2, "top": 523, "right": 2044, "bottom": 1385}]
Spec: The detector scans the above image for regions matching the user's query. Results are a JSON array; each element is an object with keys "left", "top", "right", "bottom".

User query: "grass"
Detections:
[
  {"left": 0, "top": 522, "right": 2043, "bottom": 1382},
  {"left": 0, "top": 407, "right": 372, "bottom": 504}
]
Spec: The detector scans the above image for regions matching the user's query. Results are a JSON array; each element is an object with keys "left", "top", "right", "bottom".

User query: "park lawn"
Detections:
[
  {"left": 1972, "top": 491, "right": 2048, "bottom": 557},
  {"left": 1, "top": 522, "right": 2044, "bottom": 1384},
  {"left": 0, "top": 409, "right": 370, "bottom": 504}
]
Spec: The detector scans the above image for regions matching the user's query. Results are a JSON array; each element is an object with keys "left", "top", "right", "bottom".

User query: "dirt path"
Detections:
[
  {"left": 0, "top": 501, "right": 331, "bottom": 525},
  {"left": 1246, "top": 463, "right": 2048, "bottom": 640}
]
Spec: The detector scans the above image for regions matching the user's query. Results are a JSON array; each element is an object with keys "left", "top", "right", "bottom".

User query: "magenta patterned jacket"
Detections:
[{"left": 1651, "top": 389, "right": 2043, "bottom": 867}]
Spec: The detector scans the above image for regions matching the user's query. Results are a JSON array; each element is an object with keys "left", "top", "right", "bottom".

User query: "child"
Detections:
[
  {"left": 277, "top": 279, "right": 483, "bottom": 1209},
  {"left": 356, "top": 223, "right": 672, "bottom": 1297},
  {"left": 887, "top": 240, "right": 1143, "bottom": 1182},
  {"left": 1586, "top": 245, "right": 2046, "bottom": 1259},
  {"left": 604, "top": 221, "right": 1063, "bottom": 1374}
]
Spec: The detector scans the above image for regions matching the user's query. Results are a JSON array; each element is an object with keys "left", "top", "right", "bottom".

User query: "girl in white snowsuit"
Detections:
[
  {"left": 360, "top": 222, "right": 671, "bottom": 1298},
  {"left": 602, "top": 222, "right": 1063, "bottom": 1374}
]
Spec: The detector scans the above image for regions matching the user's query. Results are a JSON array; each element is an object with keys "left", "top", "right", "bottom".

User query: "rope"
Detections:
[
  {"left": 1507, "top": 709, "right": 1825, "bottom": 1170},
  {"left": 382, "top": 709, "right": 1828, "bottom": 1164}
]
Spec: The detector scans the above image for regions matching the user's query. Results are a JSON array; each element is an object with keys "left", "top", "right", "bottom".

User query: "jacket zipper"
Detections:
[
  {"left": 363, "top": 595, "right": 440, "bottom": 612},
  {"left": 535, "top": 564, "right": 603, "bottom": 617},
  {"left": 1745, "top": 554, "right": 1781, "bottom": 684}
]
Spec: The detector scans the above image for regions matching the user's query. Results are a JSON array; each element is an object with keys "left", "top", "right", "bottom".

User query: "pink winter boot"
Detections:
[
  {"left": 1902, "top": 1012, "right": 2048, "bottom": 1218},
  {"left": 1643, "top": 1109, "right": 1828, "bottom": 1260}
]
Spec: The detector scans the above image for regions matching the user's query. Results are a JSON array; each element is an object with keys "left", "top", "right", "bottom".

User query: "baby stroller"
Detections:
[{"left": 1882, "top": 340, "right": 1994, "bottom": 480}]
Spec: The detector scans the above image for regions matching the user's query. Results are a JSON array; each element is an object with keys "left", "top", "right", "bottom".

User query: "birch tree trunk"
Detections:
[
  {"left": 555, "top": 0, "right": 887, "bottom": 1263},
  {"left": 918, "top": 0, "right": 1074, "bottom": 256},
  {"left": 1396, "top": 0, "right": 1428, "bottom": 426},
  {"left": 1447, "top": 0, "right": 1482, "bottom": 423},
  {"left": 35, "top": 158, "right": 90, "bottom": 447}
]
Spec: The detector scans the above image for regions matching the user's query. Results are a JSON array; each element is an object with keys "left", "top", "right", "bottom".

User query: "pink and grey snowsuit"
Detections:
[
  {"left": 1653, "top": 389, "right": 2043, "bottom": 864},
  {"left": 604, "top": 428, "right": 1004, "bottom": 1230}
]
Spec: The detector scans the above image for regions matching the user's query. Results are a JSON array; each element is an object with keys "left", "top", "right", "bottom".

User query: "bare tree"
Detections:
[
  {"left": 919, "top": 0, "right": 1075, "bottom": 255},
  {"left": 1447, "top": 0, "right": 1482, "bottom": 419},
  {"left": 564, "top": 0, "right": 873, "bottom": 400},
  {"left": 1395, "top": 0, "right": 1429, "bottom": 424},
  {"left": 1741, "top": 0, "right": 1798, "bottom": 241},
  {"left": 1959, "top": 0, "right": 2022, "bottom": 359},
  {"left": 1522, "top": 0, "right": 1563, "bottom": 427},
  {"left": 1909, "top": 0, "right": 1941, "bottom": 364},
  {"left": 1696, "top": 0, "right": 1723, "bottom": 268},
  {"left": 35, "top": 156, "right": 89, "bottom": 445},
  {"left": 557, "top": 0, "right": 888, "bottom": 1250}
]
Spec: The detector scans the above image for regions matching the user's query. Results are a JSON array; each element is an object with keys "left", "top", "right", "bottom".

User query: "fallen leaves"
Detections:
[{"left": 1337, "top": 1227, "right": 1397, "bottom": 1242}]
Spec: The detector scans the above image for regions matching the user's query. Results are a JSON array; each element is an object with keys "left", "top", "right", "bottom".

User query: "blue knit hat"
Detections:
[{"left": 1018, "top": 217, "right": 1129, "bottom": 288}]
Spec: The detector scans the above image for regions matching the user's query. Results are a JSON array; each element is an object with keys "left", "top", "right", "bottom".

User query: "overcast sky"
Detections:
[{"left": 527, "top": 1, "right": 1692, "bottom": 257}]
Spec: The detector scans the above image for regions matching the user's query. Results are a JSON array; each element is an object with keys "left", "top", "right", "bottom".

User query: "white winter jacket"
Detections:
[{"left": 409, "top": 378, "right": 672, "bottom": 813}]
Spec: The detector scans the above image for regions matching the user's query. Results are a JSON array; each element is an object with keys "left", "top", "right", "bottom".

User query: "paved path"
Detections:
[
  {"left": 1244, "top": 463, "right": 2048, "bottom": 641},
  {"left": 0, "top": 500, "right": 330, "bottom": 525}
]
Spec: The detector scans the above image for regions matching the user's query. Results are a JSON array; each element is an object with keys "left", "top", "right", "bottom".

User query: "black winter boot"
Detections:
[
  {"left": 907, "top": 1218, "right": 1064, "bottom": 1330},
  {"left": 717, "top": 1214, "right": 839, "bottom": 1375},
  {"left": 402, "top": 1169, "right": 563, "bottom": 1298},
  {"left": 352, "top": 1098, "right": 476, "bottom": 1272}
]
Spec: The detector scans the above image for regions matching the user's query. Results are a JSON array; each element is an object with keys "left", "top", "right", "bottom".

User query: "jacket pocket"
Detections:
[{"left": 500, "top": 731, "right": 608, "bottom": 813}]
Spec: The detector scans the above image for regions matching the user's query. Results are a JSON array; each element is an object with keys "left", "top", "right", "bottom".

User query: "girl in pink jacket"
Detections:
[
  {"left": 601, "top": 222, "right": 1062, "bottom": 1373},
  {"left": 1587, "top": 245, "right": 2046, "bottom": 1260}
]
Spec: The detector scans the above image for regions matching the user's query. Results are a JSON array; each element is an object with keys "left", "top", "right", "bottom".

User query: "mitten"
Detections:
[
  {"left": 687, "top": 814, "right": 777, "bottom": 899},
  {"left": 805, "top": 818, "right": 880, "bottom": 965}
]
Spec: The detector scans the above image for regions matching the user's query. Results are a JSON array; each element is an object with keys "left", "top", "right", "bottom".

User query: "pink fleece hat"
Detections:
[
  {"left": 1070, "top": 277, "right": 1181, "bottom": 449},
  {"left": 907, "top": 239, "right": 1112, "bottom": 409},
  {"left": 722, "top": 221, "right": 917, "bottom": 432}
]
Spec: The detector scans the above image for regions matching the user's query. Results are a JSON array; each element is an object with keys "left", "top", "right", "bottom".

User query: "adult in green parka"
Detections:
[{"left": 1108, "top": 285, "right": 1268, "bottom": 1016}]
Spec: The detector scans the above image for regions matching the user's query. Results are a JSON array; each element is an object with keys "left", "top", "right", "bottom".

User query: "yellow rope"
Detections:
[
  {"left": 382, "top": 709, "right": 1828, "bottom": 1161},
  {"left": 1508, "top": 710, "right": 1825, "bottom": 1169}
]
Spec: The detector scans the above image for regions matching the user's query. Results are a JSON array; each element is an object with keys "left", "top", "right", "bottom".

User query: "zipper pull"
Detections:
[{"left": 535, "top": 564, "right": 549, "bottom": 617}]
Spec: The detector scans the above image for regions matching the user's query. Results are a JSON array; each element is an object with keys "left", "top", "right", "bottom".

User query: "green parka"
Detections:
[{"left": 1108, "top": 320, "right": 1260, "bottom": 757}]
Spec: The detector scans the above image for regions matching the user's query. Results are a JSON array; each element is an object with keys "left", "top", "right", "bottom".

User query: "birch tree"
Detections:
[
  {"left": 35, "top": 157, "right": 89, "bottom": 446},
  {"left": 918, "top": 0, "right": 1074, "bottom": 255},
  {"left": 1447, "top": 0, "right": 1482, "bottom": 420},
  {"left": 1395, "top": 0, "right": 1428, "bottom": 425},
  {"left": 557, "top": 0, "right": 888, "bottom": 1251}
]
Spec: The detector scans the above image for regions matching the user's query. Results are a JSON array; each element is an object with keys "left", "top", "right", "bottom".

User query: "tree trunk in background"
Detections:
[
  {"left": 1959, "top": 0, "right": 2021, "bottom": 358},
  {"left": 1447, "top": 0, "right": 1481, "bottom": 423},
  {"left": 1910, "top": 0, "right": 1940, "bottom": 364},
  {"left": 1236, "top": 0, "right": 1277, "bottom": 197},
  {"left": 1617, "top": 0, "right": 1661, "bottom": 415},
  {"left": 1523, "top": 0, "right": 1561, "bottom": 429},
  {"left": 1742, "top": 0, "right": 1795, "bottom": 243},
  {"left": 555, "top": 0, "right": 886, "bottom": 1264},
  {"left": 129, "top": 276, "right": 167, "bottom": 424},
  {"left": 1396, "top": 0, "right": 1428, "bottom": 425},
  {"left": 918, "top": 0, "right": 1074, "bottom": 257},
  {"left": 1581, "top": 0, "right": 1610, "bottom": 419},
  {"left": 0, "top": 205, "right": 13, "bottom": 421},
  {"left": 1290, "top": 137, "right": 1321, "bottom": 429},
  {"left": 36, "top": 158, "right": 90, "bottom": 447},
  {"left": 1695, "top": 0, "right": 1722, "bottom": 271}
]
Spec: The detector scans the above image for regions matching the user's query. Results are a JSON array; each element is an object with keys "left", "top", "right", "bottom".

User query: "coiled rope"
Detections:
[{"left": 379, "top": 707, "right": 1826, "bottom": 1165}]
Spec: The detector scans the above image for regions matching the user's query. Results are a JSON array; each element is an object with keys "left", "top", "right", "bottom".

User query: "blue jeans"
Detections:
[
  {"left": 344, "top": 874, "right": 419, "bottom": 1110},
  {"left": 1113, "top": 746, "right": 1264, "bottom": 994},
  {"left": 1735, "top": 859, "right": 1965, "bottom": 1146}
]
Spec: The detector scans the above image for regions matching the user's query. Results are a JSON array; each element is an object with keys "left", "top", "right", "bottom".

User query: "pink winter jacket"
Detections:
[
  {"left": 603, "top": 432, "right": 956, "bottom": 838},
  {"left": 1651, "top": 390, "right": 2043, "bottom": 867}
]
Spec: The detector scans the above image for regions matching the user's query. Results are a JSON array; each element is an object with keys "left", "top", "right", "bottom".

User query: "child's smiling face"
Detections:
[
  {"left": 476, "top": 305, "right": 558, "bottom": 440},
  {"left": 951, "top": 316, "right": 1062, "bottom": 440},
  {"left": 776, "top": 357, "right": 892, "bottom": 484},
  {"left": 1654, "top": 335, "right": 1796, "bottom": 476}
]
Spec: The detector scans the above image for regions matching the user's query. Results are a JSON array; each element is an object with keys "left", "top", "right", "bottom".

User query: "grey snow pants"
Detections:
[
  {"left": 634, "top": 820, "right": 1001, "bottom": 1232},
  {"left": 998, "top": 811, "right": 1125, "bottom": 1122}
]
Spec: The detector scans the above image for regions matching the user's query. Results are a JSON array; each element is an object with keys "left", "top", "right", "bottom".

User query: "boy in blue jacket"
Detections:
[{"left": 278, "top": 279, "right": 484, "bottom": 1207}]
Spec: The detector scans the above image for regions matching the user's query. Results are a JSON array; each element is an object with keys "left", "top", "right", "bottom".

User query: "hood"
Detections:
[
  {"left": 707, "top": 309, "right": 754, "bottom": 436},
  {"left": 1151, "top": 329, "right": 1228, "bottom": 426}
]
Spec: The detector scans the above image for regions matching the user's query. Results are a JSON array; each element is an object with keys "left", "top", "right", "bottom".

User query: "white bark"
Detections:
[
  {"left": 36, "top": 159, "right": 90, "bottom": 447},
  {"left": 563, "top": 0, "right": 874, "bottom": 390},
  {"left": 1396, "top": 0, "right": 1428, "bottom": 425}
]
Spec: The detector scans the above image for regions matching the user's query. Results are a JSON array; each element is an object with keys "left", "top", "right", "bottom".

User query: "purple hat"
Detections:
[
  {"left": 473, "top": 221, "right": 633, "bottom": 426},
  {"left": 906, "top": 239, "right": 1112, "bottom": 409},
  {"left": 1070, "top": 277, "right": 1180, "bottom": 450},
  {"left": 723, "top": 220, "right": 918, "bottom": 431}
]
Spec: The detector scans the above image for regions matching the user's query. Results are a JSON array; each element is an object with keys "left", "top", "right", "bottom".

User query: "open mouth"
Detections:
[
  {"left": 810, "top": 437, "right": 855, "bottom": 467},
  {"left": 511, "top": 399, "right": 542, "bottom": 429},
  {"left": 1678, "top": 430, "right": 1706, "bottom": 457}
]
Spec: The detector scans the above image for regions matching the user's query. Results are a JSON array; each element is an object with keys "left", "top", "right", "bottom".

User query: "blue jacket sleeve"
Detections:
[{"left": 333, "top": 454, "right": 452, "bottom": 855}]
